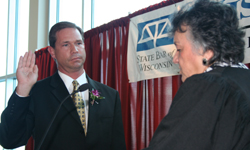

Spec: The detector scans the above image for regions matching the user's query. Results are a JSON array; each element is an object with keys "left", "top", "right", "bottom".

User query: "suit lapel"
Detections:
[
  {"left": 86, "top": 76, "right": 101, "bottom": 135},
  {"left": 50, "top": 72, "right": 82, "bottom": 126}
]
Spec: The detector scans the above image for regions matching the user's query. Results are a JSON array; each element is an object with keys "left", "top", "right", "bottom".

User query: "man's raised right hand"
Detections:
[{"left": 16, "top": 51, "right": 38, "bottom": 97}]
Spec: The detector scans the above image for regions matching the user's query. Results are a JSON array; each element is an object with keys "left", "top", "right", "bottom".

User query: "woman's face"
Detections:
[{"left": 173, "top": 28, "right": 208, "bottom": 82}]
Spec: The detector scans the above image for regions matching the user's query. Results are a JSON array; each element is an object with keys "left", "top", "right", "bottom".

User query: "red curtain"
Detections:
[{"left": 34, "top": 46, "right": 57, "bottom": 81}]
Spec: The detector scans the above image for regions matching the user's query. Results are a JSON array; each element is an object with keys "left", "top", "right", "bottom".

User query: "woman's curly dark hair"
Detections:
[{"left": 171, "top": 0, "right": 245, "bottom": 64}]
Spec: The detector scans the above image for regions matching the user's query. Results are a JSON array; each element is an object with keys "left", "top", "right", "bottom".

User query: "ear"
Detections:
[
  {"left": 48, "top": 46, "right": 56, "bottom": 59},
  {"left": 204, "top": 49, "right": 214, "bottom": 60}
]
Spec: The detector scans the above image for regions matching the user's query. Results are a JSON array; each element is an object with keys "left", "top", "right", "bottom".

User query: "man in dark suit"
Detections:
[{"left": 0, "top": 21, "right": 126, "bottom": 150}]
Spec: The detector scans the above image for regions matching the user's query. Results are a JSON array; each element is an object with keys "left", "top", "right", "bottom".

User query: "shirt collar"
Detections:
[
  {"left": 58, "top": 70, "right": 88, "bottom": 93},
  {"left": 205, "top": 61, "right": 248, "bottom": 72}
]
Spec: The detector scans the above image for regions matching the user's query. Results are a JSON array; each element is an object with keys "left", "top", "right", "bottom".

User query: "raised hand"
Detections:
[{"left": 16, "top": 51, "right": 38, "bottom": 97}]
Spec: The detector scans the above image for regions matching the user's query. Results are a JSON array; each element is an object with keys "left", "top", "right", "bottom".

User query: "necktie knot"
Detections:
[{"left": 72, "top": 80, "right": 79, "bottom": 91}]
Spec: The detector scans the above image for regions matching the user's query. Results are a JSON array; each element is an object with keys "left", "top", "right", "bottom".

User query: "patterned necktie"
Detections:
[{"left": 72, "top": 80, "right": 87, "bottom": 135}]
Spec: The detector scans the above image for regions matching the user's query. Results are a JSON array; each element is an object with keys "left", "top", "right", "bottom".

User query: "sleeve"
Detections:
[
  {"left": 0, "top": 91, "right": 34, "bottom": 149},
  {"left": 145, "top": 74, "right": 250, "bottom": 150},
  {"left": 111, "top": 91, "right": 126, "bottom": 150}
]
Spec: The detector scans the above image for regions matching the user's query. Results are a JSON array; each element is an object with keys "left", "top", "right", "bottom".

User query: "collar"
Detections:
[
  {"left": 58, "top": 70, "right": 88, "bottom": 93},
  {"left": 205, "top": 61, "right": 248, "bottom": 72}
]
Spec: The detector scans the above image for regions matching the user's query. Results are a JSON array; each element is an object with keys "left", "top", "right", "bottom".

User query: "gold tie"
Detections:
[{"left": 72, "top": 80, "right": 87, "bottom": 135}]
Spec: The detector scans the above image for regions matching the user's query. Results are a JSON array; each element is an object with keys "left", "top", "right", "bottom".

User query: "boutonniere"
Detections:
[{"left": 90, "top": 89, "right": 105, "bottom": 106}]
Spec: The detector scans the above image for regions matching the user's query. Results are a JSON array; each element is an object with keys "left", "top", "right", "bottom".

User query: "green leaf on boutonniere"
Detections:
[{"left": 90, "top": 89, "right": 105, "bottom": 105}]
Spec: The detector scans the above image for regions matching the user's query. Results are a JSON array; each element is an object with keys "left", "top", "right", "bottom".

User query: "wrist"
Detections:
[{"left": 16, "top": 84, "right": 32, "bottom": 97}]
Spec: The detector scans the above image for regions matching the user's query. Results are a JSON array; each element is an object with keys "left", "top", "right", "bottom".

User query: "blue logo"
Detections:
[
  {"left": 136, "top": 15, "right": 173, "bottom": 52},
  {"left": 240, "top": 0, "right": 250, "bottom": 19},
  {"left": 222, "top": 0, "right": 250, "bottom": 19}
]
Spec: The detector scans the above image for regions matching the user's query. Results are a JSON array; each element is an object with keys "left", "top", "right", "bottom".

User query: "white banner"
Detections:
[
  {"left": 127, "top": 1, "right": 186, "bottom": 82},
  {"left": 127, "top": 0, "right": 250, "bottom": 82}
]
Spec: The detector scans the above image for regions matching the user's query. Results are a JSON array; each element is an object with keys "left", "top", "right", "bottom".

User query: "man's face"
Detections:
[{"left": 50, "top": 28, "right": 86, "bottom": 74}]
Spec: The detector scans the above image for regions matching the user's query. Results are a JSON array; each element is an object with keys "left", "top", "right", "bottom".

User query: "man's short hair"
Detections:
[{"left": 49, "top": 21, "right": 84, "bottom": 48}]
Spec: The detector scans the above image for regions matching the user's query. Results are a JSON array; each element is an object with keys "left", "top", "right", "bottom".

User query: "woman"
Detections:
[{"left": 144, "top": 0, "right": 250, "bottom": 149}]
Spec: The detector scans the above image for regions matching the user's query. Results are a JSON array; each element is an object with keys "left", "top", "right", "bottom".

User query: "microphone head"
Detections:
[{"left": 78, "top": 83, "right": 90, "bottom": 92}]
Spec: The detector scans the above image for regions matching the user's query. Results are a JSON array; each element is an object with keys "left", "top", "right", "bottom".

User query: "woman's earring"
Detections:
[{"left": 202, "top": 58, "right": 208, "bottom": 66}]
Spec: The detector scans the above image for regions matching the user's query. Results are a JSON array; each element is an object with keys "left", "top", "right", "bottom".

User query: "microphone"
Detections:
[
  {"left": 36, "top": 83, "right": 90, "bottom": 150},
  {"left": 77, "top": 83, "right": 90, "bottom": 93}
]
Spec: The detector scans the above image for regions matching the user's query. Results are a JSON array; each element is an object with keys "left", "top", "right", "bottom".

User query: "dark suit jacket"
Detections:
[
  {"left": 0, "top": 72, "right": 126, "bottom": 150},
  {"left": 144, "top": 67, "right": 250, "bottom": 150}
]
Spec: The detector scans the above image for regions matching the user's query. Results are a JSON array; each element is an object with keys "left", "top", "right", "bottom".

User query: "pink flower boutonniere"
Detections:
[{"left": 90, "top": 89, "right": 105, "bottom": 106}]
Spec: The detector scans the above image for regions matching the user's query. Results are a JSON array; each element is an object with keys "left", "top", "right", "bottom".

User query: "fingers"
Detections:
[
  {"left": 18, "top": 51, "right": 36, "bottom": 69},
  {"left": 18, "top": 55, "right": 24, "bottom": 69},
  {"left": 25, "top": 51, "right": 32, "bottom": 68}
]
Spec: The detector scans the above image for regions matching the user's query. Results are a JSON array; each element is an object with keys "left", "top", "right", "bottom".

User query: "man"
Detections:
[{"left": 0, "top": 21, "right": 126, "bottom": 150}]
